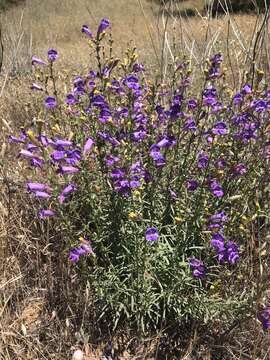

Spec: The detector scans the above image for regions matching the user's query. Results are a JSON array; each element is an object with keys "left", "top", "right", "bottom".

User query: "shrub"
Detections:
[
  {"left": 8, "top": 19, "right": 270, "bottom": 336},
  {"left": 0, "top": 0, "right": 25, "bottom": 10},
  {"left": 206, "top": 0, "right": 267, "bottom": 14}
]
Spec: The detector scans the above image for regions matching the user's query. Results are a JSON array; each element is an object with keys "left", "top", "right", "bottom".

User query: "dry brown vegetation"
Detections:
[{"left": 1, "top": 1, "right": 270, "bottom": 359}]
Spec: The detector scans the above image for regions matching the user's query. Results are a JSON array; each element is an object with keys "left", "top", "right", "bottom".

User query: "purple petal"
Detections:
[
  {"left": 145, "top": 227, "right": 159, "bottom": 242},
  {"left": 48, "top": 48, "right": 58, "bottom": 62},
  {"left": 83, "top": 138, "right": 94, "bottom": 155},
  {"left": 39, "top": 209, "right": 55, "bottom": 219},
  {"left": 27, "top": 182, "right": 49, "bottom": 192},
  {"left": 31, "top": 56, "right": 46, "bottom": 66}
]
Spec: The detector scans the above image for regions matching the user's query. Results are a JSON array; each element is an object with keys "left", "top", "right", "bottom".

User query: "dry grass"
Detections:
[
  {"left": 0, "top": 0, "right": 269, "bottom": 73},
  {"left": 1, "top": 0, "right": 270, "bottom": 359}
]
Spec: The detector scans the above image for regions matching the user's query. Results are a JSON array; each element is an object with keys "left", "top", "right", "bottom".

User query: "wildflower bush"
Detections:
[{"left": 9, "top": 19, "right": 270, "bottom": 336}]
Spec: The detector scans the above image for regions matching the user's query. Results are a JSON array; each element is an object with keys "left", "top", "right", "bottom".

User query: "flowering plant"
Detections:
[{"left": 9, "top": 18, "right": 270, "bottom": 334}]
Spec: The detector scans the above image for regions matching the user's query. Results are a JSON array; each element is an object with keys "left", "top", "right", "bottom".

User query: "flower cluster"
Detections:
[
  {"left": 257, "top": 308, "right": 270, "bottom": 330},
  {"left": 8, "top": 17, "right": 270, "bottom": 333},
  {"left": 189, "top": 258, "right": 207, "bottom": 279},
  {"left": 69, "top": 239, "right": 94, "bottom": 263},
  {"left": 209, "top": 212, "right": 239, "bottom": 265}
]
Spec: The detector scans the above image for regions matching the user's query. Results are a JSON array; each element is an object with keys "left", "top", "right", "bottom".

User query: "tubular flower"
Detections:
[
  {"left": 69, "top": 241, "right": 94, "bottom": 262},
  {"left": 97, "top": 18, "right": 111, "bottom": 37},
  {"left": 48, "top": 48, "right": 58, "bottom": 62},
  {"left": 31, "top": 55, "right": 46, "bottom": 66},
  {"left": 45, "top": 96, "right": 57, "bottom": 109},
  {"left": 82, "top": 24, "right": 93, "bottom": 38},
  {"left": 58, "top": 183, "right": 77, "bottom": 203},
  {"left": 39, "top": 210, "right": 55, "bottom": 219},
  {"left": 27, "top": 183, "right": 50, "bottom": 192},
  {"left": 145, "top": 227, "right": 159, "bottom": 242},
  {"left": 189, "top": 258, "right": 206, "bottom": 279},
  {"left": 257, "top": 308, "right": 270, "bottom": 330}
]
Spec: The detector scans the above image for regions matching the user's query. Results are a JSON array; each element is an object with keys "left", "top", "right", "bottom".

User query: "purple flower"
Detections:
[
  {"left": 62, "top": 184, "right": 77, "bottom": 194},
  {"left": 210, "top": 53, "right": 223, "bottom": 65},
  {"left": 131, "top": 127, "right": 147, "bottom": 142},
  {"left": 97, "top": 18, "right": 111, "bottom": 37},
  {"left": 186, "top": 180, "right": 199, "bottom": 191},
  {"left": 8, "top": 133, "right": 26, "bottom": 143},
  {"left": 111, "top": 168, "right": 125, "bottom": 180},
  {"left": 242, "top": 84, "right": 252, "bottom": 95},
  {"left": 48, "top": 48, "right": 58, "bottom": 62},
  {"left": 130, "top": 161, "right": 142, "bottom": 173},
  {"left": 83, "top": 137, "right": 94, "bottom": 155},
  {"left": 105, "top": 155, "right": 120, "bottom": 167},
  {"left": 150, "top": 145, "right": 166, "bottom": 167},
  {"left": 58, "top": 183, "right": 77, "bottom": 203},
  {"left": 145, "top": 227, "right": 159, "bottom": 242},
  {"left": 257, "top": 308, "right": 270, "bottom": 330},
  {"left": 31, "top": 56, "right": 46, "bottom": 66},
  {"left": 169, "top": 188, "right": 177, "bottom": 200},
  {"left": 212, "top": 121, "right": 227, "bottom": 135},
  {"left": 124, "top": 75, "right": 140, "bottom": 90},
  {"left": 226, "top": 241, "right": 239, "bottom": 265},
  {"left": 198, "top": 151, "right": 209, "bottom": 170},
  {"left": 208, "top": 67, "right": 221, "bottom": 80},
  {"left": 55, "top": 139, "right": 73, "bottom": 147},
  {"left": 233, "top": 93, "right": 243, "bottom": 105},
  {"left": 212, "top": 237, "right": 240, "bottom": 265},
  {"left": 253, "top": 100, "right": 266, "bottom": 113},
  {"left": 215, "top": 158, "right": 226, "bottom": 169},
  {"left": 27, "top": 143, "right": 39, "bottom": 152},
  {"left": 39, "top": 135, "right": 53, "bottom": 147},
  {"left": 69, "top": 249, "right": 80, "bottom": 262},
  {"left": 19, "top": 149, "right": 35, "bottom": 158},
  {"left": 88, "top": 70, "right": 97, "bottom": 79},
  {"left": 45, "top": 96, "right": 57, "bottom": 109},
  {"left": 73, "top": 85, "right": 85, "bottom": 96},
  {"left": 114, "top": 179, "right": 130, "bottom": 195},
  {"left": 233, "top": 163, "right": 247, "bottom": 176},
  {"left": 156, "top": 136, "right": 176, "bottom": 148},
  {"left": 73, "top": 76, "right": 85, "bottom": 87},
  {"left": 209, "top": 211, "right": 228, "bottom": 223},
  {"left": 203, "top": 86, "right": 217, "bottom": 106},
  {"left": 69, "top": 241, "right": 94, "bottom": 262},
  {"left": 66, "top": 93, "right": 77, "bottom": 105},
  {"left": 39, "top": 209, "right": 55, "bottom": 219},
  {"left": 189, "top": 258, "right": 206, "bottom": 279},
  {"left": 27, "top": 182, "right": 49, "bottom": 192},
  {"left": 209, "top": 179, "right": 224, "bottom": 197},
  {"left": 51, "top": 150, "right": 65, "bottom": 162},
  {"left": 91, "top": 94, "right": 106, "bottom": 106},
  {"left": 58, "top": 165, "right": 80, "bottom": 174},
  {"left": 31, "top": 83, "right": 43, "bottom": 91},
  {"left": 211, "top": 233, "right": 225, "bottom": 252},
  {"left": 183, "top": 118, "right": 196, "bottom": 131},
  {"left": 31, "top": 157, "right": 44, "bottom": 168},
  {"left": 82, "top": 24, "right": 93, "bottom": 38},
  {"left": 133, "top": 63, "right": 145, "bottom": 73},
  {"left": 33, "top": 191, "right": 51, "bottom": 199},
  {"left": 129, "top": 175, "right": 141, "bottom": 189},
  {"left": 187, "top": 99, "right": 198, "bottom": 109}
]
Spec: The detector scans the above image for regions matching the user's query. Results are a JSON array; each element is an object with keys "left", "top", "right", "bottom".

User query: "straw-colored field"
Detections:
[{"left": 0, "top": 0, "right": 264, "bottom": 71}]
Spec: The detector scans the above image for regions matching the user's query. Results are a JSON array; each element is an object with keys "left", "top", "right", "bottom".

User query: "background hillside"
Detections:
[{"left": 0, "top": 0, "right": 265, "bottom": 73}]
